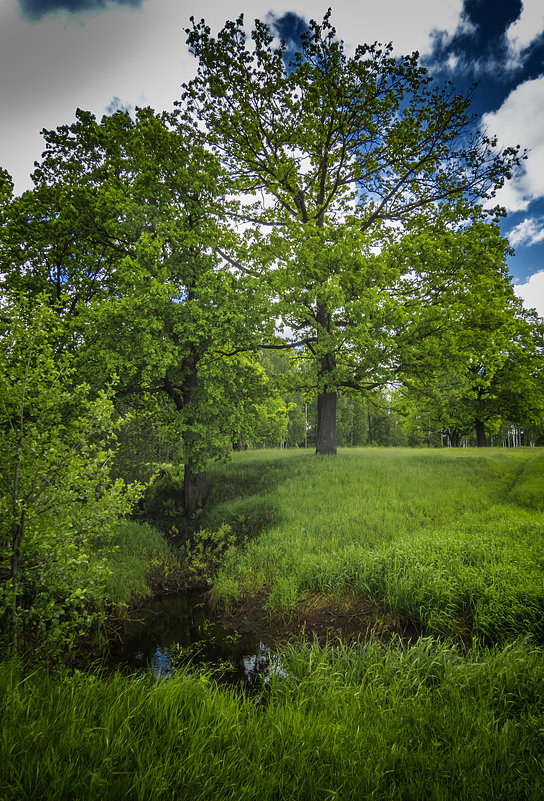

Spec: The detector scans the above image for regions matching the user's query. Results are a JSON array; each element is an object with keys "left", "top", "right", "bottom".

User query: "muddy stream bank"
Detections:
[{"left": 106, "top": 589, "right": 419, "bottom": 687}]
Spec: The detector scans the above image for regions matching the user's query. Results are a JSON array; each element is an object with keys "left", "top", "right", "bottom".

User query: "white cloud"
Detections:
[
  {"left": 508, "top": 218, "right": 544, "bottom": 248},
  {"left": 514, "top": 270, "right": 544, "bottom": 318},
  {"left": 446, "top": 52, "right": 459, "bottom": 71},
  {"left": 307, "top": 0, "right": 465, "bottom": 56},
  {"left": 0, "top": 0, "right": 465, "bottom": 194},
  {"left": 506, "top": 0, "right": 544, "bottom": 67},
  {"left": 0, "top": 0, "right": 194, "bottom": 193},
  {"left": 482, "top": 76, "right": 544, "bottom": 212}
]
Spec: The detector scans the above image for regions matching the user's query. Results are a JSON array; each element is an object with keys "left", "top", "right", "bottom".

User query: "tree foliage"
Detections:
[
  {"left": 0, "top": 297, "right": 141, "bottom": 656},
  {"left": 1, "top": 107, "right": 274, "bottom": 513},
  {"left": 394, "top": 219, "right": 544, "bottom": 444},
  {"left": 182, "top": 11, "right": 523, "bottom": 453}
]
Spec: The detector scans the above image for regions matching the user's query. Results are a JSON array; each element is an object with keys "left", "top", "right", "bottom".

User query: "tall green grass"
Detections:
[
  {"left": 3, "top": 449, "right": 544, "bottom": 800},
  {"left": 507, "top": 451, "right": 544, "bottom": 511},
  {"left": 1, "top": 639, "right": 543, "bottom": 800},
  {"left": 104, "top": 520, "right": 179, "bottom": 604},
  {"left": 207, "top": 448, "right": 544, "bottom": 643}
]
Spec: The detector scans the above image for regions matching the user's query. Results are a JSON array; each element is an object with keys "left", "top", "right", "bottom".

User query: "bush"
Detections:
[
  {"left": 140, "top": 465, "right": 185, "bottom": 520},
  {"left": 0, "top": 298, "right": 143, "bottom": 658}
]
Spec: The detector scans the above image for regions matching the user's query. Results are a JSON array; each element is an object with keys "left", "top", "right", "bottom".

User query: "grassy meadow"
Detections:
[
  {"left": 207, "top": 447, "right": 544, "bottom": 644},
  {"left": 2, "top": 447, "right": 544, "bottom": 800}
]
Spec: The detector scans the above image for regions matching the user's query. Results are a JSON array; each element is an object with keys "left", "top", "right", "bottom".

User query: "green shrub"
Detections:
[
  {"left": 0, "top": 298, "right": 143, "bottom": 658},
  {"left": 140, "top": 465, "right": 185, "bottom": 520},
  {"left": 185, "top": 524, "right": 237, "bottom": 587}
]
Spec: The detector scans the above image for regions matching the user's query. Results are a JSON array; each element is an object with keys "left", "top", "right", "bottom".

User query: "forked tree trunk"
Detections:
[
  {"left": 183, "top": 459, "right": 208, "bottom": 516},
  {"left": 164, "top": 364, "right": 209, "bottom": 517},
  {"left": 475, "top": 419, "right": 487, "bottom": 447}
]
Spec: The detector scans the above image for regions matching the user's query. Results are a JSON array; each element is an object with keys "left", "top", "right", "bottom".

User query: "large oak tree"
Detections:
[
  {"left": 1, "top": 108, "right": 270, "bottom": 514},
  {"left": 182, "top": 11, "right": 523, "bottom": 454}
]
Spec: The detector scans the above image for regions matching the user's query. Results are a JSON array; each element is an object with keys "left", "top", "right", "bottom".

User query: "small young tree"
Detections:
[{"left": 0, "top": 297, "right": 141, "bottom": 656}]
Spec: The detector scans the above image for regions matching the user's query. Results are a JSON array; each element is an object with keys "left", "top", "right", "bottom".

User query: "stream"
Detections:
[{"left": 107, "top": 593, "right": 285, "bottom": 690}]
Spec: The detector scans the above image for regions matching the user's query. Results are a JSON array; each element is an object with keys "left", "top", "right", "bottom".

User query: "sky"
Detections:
[{"left": 1, "top": 0, "right": 544, "bottom": 315}]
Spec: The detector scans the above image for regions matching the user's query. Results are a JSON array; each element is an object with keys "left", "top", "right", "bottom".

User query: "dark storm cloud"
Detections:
[
  {"left": 269, "top": 11, "right": 308, "bottom": 48},
  {"left": 463, "top": 0, "right": 522, "bottom": 41},
  {"left": 267, "top": 10, "right": 308, "bottom": 63},
  {"left": 424, "top": 0, "right": 527, "bottom": 111},
  {"left": 428, "top": 0, "right": 519, "bottom": 71},
  {"left": 18, "top": 0, "right": 142, "bottom": 21}
]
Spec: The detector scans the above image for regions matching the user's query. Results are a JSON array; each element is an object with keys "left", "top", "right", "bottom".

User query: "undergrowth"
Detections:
[{"left": 104, "top": 520, "right": 180, "bottom": 605}]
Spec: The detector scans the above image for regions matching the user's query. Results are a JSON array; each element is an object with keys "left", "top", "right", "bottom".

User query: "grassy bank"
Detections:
[
  {"left": 2, "top": 638, "right": 544, "bottom": 801},
  {"left": 3, "top": 447, "right": 544, "bottom": 799},
  {"left": 103, "top": 520, "right": 181, "bottom": 605},
  {"left": 205, "top": 448, "right": 544, "bottom": 644}
]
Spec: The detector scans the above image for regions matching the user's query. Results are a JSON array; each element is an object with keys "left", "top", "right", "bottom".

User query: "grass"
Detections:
[
  {"left": 205, "top": 448, "right": 544, "bottom": 644},
  {"left": 3, "top": 447, "right": 544, "bottom": 799},
  {"left": 1, "top": 638, "right": 544, "bottom": 801},
  {"left": 103, "top": 520, "right": 179, "bottom": 604},
  {"left": 507, "top": 450, "right": 544, "bottom": 511}
]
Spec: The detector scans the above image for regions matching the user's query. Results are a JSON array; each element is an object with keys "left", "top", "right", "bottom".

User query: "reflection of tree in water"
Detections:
[
  {"left": 242, "top": 644, "right": 287, "bottom": 689},
  {"left": 111, "top": 594, "right": 285, "bottom": 689}
]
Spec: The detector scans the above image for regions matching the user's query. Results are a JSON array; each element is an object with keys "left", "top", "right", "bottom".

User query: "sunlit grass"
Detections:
[
  {"left": 3, "top": 448, "right": 544, "bottom": 799},
  {"left": 208, "top": 448, "right": 544, "bottom": 643}
]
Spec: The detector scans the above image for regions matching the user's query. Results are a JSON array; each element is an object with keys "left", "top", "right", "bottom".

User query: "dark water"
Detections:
[{"left": 107, "top": 593, "right": 285, "bottom": 689}]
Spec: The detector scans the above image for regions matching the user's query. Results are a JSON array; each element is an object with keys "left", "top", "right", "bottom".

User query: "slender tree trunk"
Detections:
[
  {"left": 10, "top": 445, "right": 24, "bottom": 653},
  {"left": 475, "top": 419, "right": 487, "bottom": 447},
  {"left": 10, "top": 514, "right": 24, "bottom": 654},
  {"left": 183, "top": 459, "right": 208, "bottom": 516}
]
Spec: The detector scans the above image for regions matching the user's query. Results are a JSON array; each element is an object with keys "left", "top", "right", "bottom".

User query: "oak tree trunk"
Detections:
[
  {"left": 475, "top": 419, "right": 487, "bottom": 447},
  {"left": 316, "top": 390, "right": 337, "bottom": 455},
  {"left": 184, "top": 459, "right": 208, "bottom": 516}
]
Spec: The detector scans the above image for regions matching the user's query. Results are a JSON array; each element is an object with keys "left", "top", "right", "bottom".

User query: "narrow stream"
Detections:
[{"left": 107, "top": 593, "right": 285, "bottom": 690}]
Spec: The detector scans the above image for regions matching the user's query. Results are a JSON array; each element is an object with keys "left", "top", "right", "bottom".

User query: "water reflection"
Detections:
[{"left": 108, "top": 593, "right": 285, "bottom": 689}]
